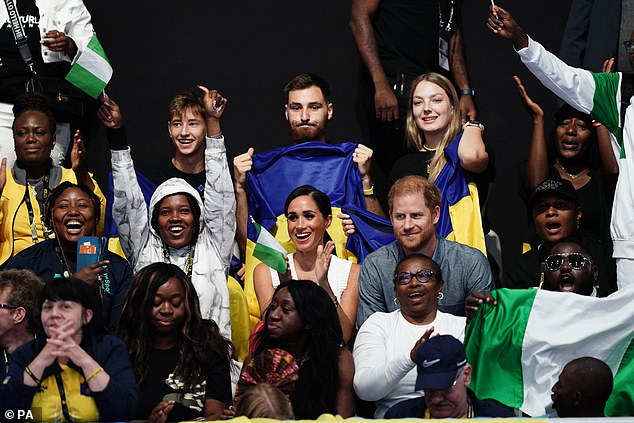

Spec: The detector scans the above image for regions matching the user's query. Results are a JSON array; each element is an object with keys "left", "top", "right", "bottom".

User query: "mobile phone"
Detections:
[{"left": 77, "top": 236, "right": 101, "bottom": 269}]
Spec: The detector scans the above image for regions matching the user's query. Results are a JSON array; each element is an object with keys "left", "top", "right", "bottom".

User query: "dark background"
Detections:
[{"left": 82, "top": 0, "right": 573, "bottom": 274}]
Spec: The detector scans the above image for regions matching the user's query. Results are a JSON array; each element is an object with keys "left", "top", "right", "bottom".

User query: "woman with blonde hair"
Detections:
[
  {"left": 235, "top": 384, "right": 295, "bottom": 419},
  {"left": 388, "top": 72, "right": 489, "bottom": 252}
]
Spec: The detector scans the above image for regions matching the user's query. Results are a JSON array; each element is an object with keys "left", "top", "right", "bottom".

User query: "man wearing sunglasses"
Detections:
[
  {"left": 385, "top": 335, "right": 514, "bottom": 418},
  {"left": 0, "top": 270, "right": 43, "bottom": 381}
]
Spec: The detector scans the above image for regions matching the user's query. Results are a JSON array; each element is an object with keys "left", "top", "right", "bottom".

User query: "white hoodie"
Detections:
[{"left": 111, "top": 136, "right": 235, "bottom": 338}]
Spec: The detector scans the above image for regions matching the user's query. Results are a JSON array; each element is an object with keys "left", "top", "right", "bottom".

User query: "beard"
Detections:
[{"left": 289, "top": 122, "right": 328, "bottom": 144}]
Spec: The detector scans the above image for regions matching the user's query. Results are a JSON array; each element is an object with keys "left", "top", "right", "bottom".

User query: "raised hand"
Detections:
[
  {"left": 97, "top": 96, "right": 123, "bottom": 129},
  {"left": 486, "top": 5, "right": 528, "bottom": 50},
  {"left": 233, "top": 148, "right": 254, "bottom": 192},
  {"left": 410, "top": 326, "right": 435, "bottom": 362},
  {"left": 315, "top": 241, "right": 335, "bottom": 287},
  {"left": 374, "top": 82, "right": 400, "bottom": 128},
  {"left": 198, "top": 85, "right": 228, "bottom": 120},
  {"left": 514, "top": 75, "right": 544, "bottom": 119}
]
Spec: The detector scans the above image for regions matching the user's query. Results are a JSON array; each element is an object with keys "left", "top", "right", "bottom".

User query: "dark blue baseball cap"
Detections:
[{"left": 414, "top": 335, "right": 467, "bottom": 391}]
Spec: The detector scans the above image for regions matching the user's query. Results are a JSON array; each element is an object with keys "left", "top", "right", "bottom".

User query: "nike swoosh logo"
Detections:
[{"left": 422, "top": 358, "right": 441, "bottom": 367}]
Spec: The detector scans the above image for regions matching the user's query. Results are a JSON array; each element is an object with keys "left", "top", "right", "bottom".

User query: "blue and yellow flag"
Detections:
[
  {"left": 434, "top": 133, "right": 486, "bottom": 254},
  {"left": 245, "top": 142, "right": 386, "bottom": 320}
]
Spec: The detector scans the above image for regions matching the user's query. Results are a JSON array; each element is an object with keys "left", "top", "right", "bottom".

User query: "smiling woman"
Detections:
[
  {"left": 103, "top": 89, "right": 236, "bottom": 339},
  {"left": 4, "top": 182, "right": 133, "bottom": 332},
  {"left": 0, "top": 94, "right": 106, "bottom": 266},
  {"left": 353, "top": 254, "right": 466, "bottom": 418},
  {"left": 253, "top": 185, "right": 359, "bottom": 342}
]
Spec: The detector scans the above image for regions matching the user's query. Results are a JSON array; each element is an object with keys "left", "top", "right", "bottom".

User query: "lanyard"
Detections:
[
  {"left": 162, "top": 243, "right": 195, "bottom": 280},
  {"left": 438, "top": 0, "right": 455, "bottom": 32},
  {"left": 1, "top": 0, "right": 35, "bottom": 74},
  {"left": 23, "top": 174, "right": 52, "bottom": 243},
  {"left": 54, "top": 372, "right": 74, "bottom": 422}
]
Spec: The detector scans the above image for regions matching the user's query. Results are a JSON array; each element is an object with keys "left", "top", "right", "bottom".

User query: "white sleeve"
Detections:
[
  {"left": 203, "top": 136, "right": 236, "bottom": 273},
  {"left": 40, "top": 0, "right": 94, "bottom": 63},
  {"left": 517, "top": 37, "right": 596, "bottom": 114},
  {"left": 111, "top": 148, "right": 150, "bottom": 270},
  {"left": 352, "top": 314, "right": 416, "bottom": 401}
]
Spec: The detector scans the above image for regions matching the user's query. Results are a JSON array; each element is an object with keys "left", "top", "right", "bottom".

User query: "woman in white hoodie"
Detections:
[{"left": 97, "top": 88, "right": 235, "bottom": 338}]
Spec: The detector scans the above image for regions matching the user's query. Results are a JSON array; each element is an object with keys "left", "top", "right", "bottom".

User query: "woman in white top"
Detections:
[
  {"left": 353, "top": 254, "right": 466, "bottom": 418},
  {"left": 254, "top": 185, "right": 359, "bottom": 342}
]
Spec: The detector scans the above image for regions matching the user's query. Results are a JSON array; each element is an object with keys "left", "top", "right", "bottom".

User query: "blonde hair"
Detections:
[
  {"left": 405, "top": 72, "right": 462, "bottom": 182},
  {"left": 235, "top": 384, "right": 295, "bottom": 419}
]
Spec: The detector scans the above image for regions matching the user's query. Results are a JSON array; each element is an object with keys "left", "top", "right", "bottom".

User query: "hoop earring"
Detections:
[
  {"left": 393, "top": 297, "right": 400, "bottom": 305},
  {"left": 437, "top": 292, "right": 444, "bottom": 300}
]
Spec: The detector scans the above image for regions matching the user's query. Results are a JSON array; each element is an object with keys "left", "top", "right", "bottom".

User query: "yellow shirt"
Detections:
[{"left": 31, "top": 364, "right": 99, "bottom": 422}]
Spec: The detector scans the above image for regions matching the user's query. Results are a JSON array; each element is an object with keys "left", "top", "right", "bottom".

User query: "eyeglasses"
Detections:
[
  {"left": 624, "top": 40, "right": 634, "bottom": 54},
  {"left": 394, "top": 269, "right": 437, "bottom": 285},
  {"left": 544, "top": 252, "right": 591, "bottom": 271},
  {"left": 0, "top": 303, "right": 17, "bottom": 310}
]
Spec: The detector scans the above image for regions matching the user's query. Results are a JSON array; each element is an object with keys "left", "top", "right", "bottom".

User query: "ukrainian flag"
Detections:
[
  {"left": 434, "top": 133, "right": 486, "bottom": 255},
  {"left": 245, "top": 142, "right": 371, "bottom": 321}
]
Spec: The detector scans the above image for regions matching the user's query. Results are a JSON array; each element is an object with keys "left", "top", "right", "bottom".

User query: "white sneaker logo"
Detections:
[{"left": 422, "top": 359, "right": 441, "bottom": 367}]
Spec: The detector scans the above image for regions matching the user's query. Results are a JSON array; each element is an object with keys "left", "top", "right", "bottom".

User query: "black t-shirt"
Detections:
[
  {"left": 373, "top": 0, "right": 445, "bottom": 76},
  {"left": 142, "top": 157, "right": 206, "bottom": 201},
  {"left": 136, "top": 346, "right": 232, "bottom": 421},
  {"left": 388, "top": 150, "right": 434, "bottom": 185}
]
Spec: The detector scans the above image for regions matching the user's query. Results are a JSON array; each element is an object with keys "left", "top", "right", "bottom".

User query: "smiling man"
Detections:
[{"left": 357, "top": 175, "right": 493, "bottom": 326}]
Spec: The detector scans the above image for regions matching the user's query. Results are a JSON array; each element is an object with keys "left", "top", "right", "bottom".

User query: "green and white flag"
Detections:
[
  {"left": 250, "top": 217, "right": 287, "bottom": 274},
  {"left": 465, "top": 287, "right": 634, "bottom": 417},
  {"left": 65, "top": 34, "right": 112, "bottom": 99}
]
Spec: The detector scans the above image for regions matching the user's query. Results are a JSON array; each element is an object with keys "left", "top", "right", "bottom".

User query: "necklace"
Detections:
[
  {"left": 161, "top": 243, "right": 195, "bottom": 279},
  {"left": 556, "top": 162, "right": 588, "bottom": 180}
]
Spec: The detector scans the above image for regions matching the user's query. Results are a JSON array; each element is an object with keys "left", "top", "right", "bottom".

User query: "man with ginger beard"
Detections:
[
  {"left": 233, "top": 73, "right": 383, "bottom": 256},
  {"left": 356, "top": 175, "right": 493, "bottom": 326}
]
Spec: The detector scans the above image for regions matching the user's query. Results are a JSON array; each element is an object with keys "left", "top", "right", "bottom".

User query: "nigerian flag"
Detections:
[
  {"left": 465, "top": 287, "right": 634, "bottom": 417},
  {"left": 65, "top": 34, "right": 112, "bottom": 99},
  {"left": 250, "top": 217, "right": 287, "bottom": 274}
]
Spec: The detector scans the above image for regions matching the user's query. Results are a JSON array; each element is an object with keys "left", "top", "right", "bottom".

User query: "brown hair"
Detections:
[
  {"left": 405, "top": 72, "right": 461, "bottom": 182},
  {"left": 167, "top": 91, "right": 205, "bottom": 121},
  {"left": 0, "top": 270, "right": 43, "bottom": 333}
]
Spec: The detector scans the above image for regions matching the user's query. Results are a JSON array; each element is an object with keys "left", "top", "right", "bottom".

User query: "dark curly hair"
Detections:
[
  {"left": 254, "top": 280, "right": 342, "bottom": 419},
  {"left": 43, "top": 182, "right": 102, "bottom": 229},
  {"left": 118, "top": 262, "right": 233, "bottom": 385},
  {"left": 12, "top": 92, "right": 56, "bottom": 134}
]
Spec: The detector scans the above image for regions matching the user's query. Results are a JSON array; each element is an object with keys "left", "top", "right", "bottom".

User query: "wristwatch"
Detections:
[
  {"left": 464, "top": 120, "right": 484, "bottom": 132},
  {"left": 459, "top": 88, "right": 475, "bottom": 97}
]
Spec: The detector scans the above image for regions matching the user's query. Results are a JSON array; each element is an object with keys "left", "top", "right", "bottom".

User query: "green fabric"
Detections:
[
  {"left": 606, "top": 338, "right": 634, "bottom": 416},
  {"left": 591, "top": 72, "right": 624, "bottom": 158},
  {"left": 465, "top": 288, "right": 537, "bottom": 409}
]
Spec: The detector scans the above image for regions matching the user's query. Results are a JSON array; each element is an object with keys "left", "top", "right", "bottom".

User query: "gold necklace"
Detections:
[{"left": 556, "top": 162, "right": 588, "bottom": 180}]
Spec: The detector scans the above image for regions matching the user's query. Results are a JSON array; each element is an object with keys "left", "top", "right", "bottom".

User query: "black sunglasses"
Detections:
[
  {"left": 394, "top": 269, "right": 437, "bottom": 285},
  {"left": 0, "top": 303, "right": 18, "bottom": 310},
  {"left": 544, "top": 252, "right": 591, "bottom": 271}
]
